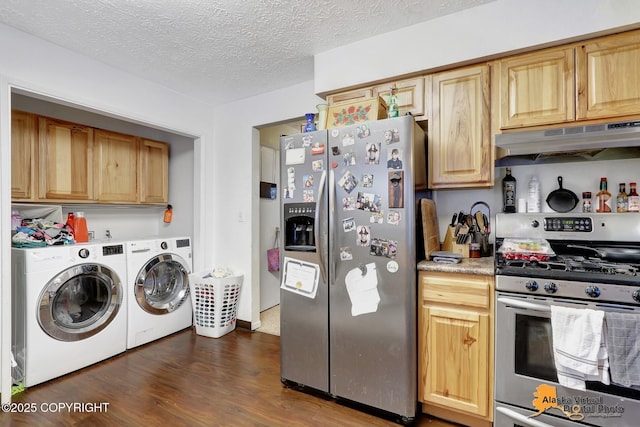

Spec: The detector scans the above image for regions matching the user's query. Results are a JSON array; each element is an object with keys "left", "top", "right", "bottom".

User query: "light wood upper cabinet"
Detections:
[
  {"left": 427, "top": 65, "right": 492, "bottom": 189},
  {"left": 326, "top": 87, "right": 373, "bottom": 105},
  {"left": 496, "top": 47, "right": 575, "bottom": 129},
  {"left": 11, "top": 111, "right": 37, "bottom": 200},
  {"left": 38, "top": 117, "right": 93, "bottom": 201},
  {"left": 94, "top": 129, "right": 139, "bottom": 203},
  {"left": 419, "top": 271, "right": 494, "bottom": 425},
  {"left": 373, "top": 77, "right": 425, "bottom": 117},
  {"left": 577, "top": 30, "right": 640, "bottom": 120},
  {"left": 139, "top": 138, "right": 169, "bottom": 204}
]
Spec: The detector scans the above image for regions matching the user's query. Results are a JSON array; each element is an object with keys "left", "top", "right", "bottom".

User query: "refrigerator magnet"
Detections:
[
  {"left": 303, "top": 175, "right": 314, "bottom": 187},
  {"left": 343, "top": 152, "right": 356, "bottom": 166},
  {"left": 283, "top": 136, "right": 294, "bottom": 149},
  {"left": 387, "top": 148, "right": 403, "bottom": 169},
  {"left": 342, "top": 132, "right": 355, "bottom": 146},
  {"left": 356, "top": 191, "right": 382, "bottom": 213},
  {"left": 311, "top": 159, "right": 324, "bottom": 172},
  {"left": 302, "top": 134, "right": 313, "bottom": 147},
  {"left": 311, "top": 142, "right": 325, "bottom": 155},
  {"left": 387, "top": 260, "right": 399, "bottom": 273},
  {"left": 369, "top": 238, "right": 397, "bottom": 259},
  {"left": 303, "top": 190, "right": 314, "bottom": 202},
  {"left": 369, "top": 211, "right": 384, "bottom": 224},
  {"left": 356, "top": 124, "right": 370, "bottom": 138},
  {"left": 342, "top": 196, "right": 355, "bottom": 210},
  {"left": 389, "top": 171, "right": 404, "bottom": 208},
  {"left": 365, "top": 142, "right": 380, "bottom": 165},
  {"left": 331, "top": 129, "right": 340, "bottom": 138},
  {"left": 384, "top": 128, "right": 400, "bottom": 144},
  {"left": 331, "top": 146, "right": 341, "bottom": 155},
  {"left": 387, "top": 211, "right": 401, "bottom": 225},
  {"left": 285, "top": 147, "right": 305, "bottom": 165},
  {"left": 361, "top": 174, "right": 373, "bottom": 188},
  {"left": 338, "top": 171, "right": 358, "bottom": 194},
  {"left": 357, "top": 226, "right": 370, "bottom": 247},
  {"left": 342, "top": 217, "right": 355, "bottom": 232},
  {"left": 339, "top": 246, "right": 353, "bottom": 261}
]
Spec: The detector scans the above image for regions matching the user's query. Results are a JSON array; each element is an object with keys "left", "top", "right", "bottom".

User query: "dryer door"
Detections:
[
  {"left": 135, "top": 254, "right": 190, "bottom": 315},
  {"left": 38, "top": 264, "right": 123, "bottom": 341}
]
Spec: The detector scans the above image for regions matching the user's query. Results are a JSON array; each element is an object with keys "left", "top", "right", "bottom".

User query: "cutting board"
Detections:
[{"left": 420, "top": 199, "right": 440, "bottom": 259}]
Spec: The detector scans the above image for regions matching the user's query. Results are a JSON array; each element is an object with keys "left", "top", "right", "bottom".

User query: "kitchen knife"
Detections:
[{"left": 450, "top": 213, "right": 457, "bottom": 227}]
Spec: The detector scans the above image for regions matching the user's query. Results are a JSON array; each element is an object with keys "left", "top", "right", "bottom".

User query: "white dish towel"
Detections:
[{"left": 550, "top": 305, "right": 610, "bottom": 390}]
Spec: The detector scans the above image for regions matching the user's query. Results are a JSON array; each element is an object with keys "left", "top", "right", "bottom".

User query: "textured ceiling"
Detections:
[{"left": 0, "top": 0, "right": 494, "bottom": 105}]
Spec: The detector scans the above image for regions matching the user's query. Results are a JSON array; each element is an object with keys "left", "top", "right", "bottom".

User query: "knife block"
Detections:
[{"left": 441, "top": 225, "right": 470, "bottom": 258}]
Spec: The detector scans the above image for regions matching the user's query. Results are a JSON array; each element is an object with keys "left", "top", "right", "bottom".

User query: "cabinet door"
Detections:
[
  {"left": 497, "top": 47, "right": 575, "bottom": 128},
  {"left": 94, "top": 129, "right": 138, "bottom": 203},
  {"left": 326, "top": 87, "right": 373, "bottom": 105},
  {"left": 373, "top": 77, "right": 425, "bottom": 117},
  {"left": 11, "top": 111, "right": 37, "bottom": 200},
  {"left": 38, "top": 117, "right": 93, "bottom": 201},
  {"left": 422, "top": 305, "right": 489, "bottom": 417},
  {"left": 139, "top": 138, "right": 169, "bottom": 204},
  {"left": 577, "top": 30, "right": 640, "bottom": 120},
  {"left": 428, "top": 65, "right": 492, "bottom": 189}
]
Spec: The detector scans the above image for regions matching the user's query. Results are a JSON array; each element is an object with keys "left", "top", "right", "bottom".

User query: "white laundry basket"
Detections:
[{"left": 188, "top": 270, "right": 243, "bottom": 338}]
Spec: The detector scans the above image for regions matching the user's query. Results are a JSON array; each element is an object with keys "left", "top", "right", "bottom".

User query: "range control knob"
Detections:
[
  {"left": 525, "top": 280, "right": 538, "bottom": 291},
  {"left": 633, "top": 289, "right": 640, "bottom": 303},
  {"left": 544, "top": 282, "right": 558, "bottom": 294},
  {"left": 78, "top": 248, "right": 90, "bottom": 259},
  {"left": 585, "top": 286, "right": 601, "bottom": 298},
  {"left": 531, "top": 220, "right": 540, "bottom": 228},
  {"left": 161, "top": 241, "right": 168, "bottom": 250}
]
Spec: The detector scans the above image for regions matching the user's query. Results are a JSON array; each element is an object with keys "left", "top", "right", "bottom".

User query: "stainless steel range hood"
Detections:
[{"left": 495, "top": 120, "right": 640, "bottom": 165}]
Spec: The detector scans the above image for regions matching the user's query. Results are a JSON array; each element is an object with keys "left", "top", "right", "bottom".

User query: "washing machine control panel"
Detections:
[{"left": 160, "top": 241, "right": 168, "bottom": 250}]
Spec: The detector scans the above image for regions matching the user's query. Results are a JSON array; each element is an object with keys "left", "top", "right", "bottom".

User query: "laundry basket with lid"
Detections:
[{"left": 188, "top": 269, "right": 243, "bottom": 338}]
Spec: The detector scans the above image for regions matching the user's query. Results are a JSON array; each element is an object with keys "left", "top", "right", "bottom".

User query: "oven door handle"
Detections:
[
  {"left": 496, "top": 407, "right": 556, "bottom": 426},
  {"left": 498, "top": 297, "right": 551, "bottom": 312}
]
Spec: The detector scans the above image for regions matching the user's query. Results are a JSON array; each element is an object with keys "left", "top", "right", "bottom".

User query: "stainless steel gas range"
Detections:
[{"left": 494, "top": 213, "right": 640, "bottom": 427}]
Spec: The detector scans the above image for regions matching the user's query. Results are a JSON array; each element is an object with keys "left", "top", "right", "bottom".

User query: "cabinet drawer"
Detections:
[{"left": 421, "top": 272, "right": 490, "bottom": 309}]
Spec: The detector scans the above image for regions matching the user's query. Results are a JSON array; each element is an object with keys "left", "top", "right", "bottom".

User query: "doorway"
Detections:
[{"left": 257, "top": 119, "right": 304, "bottom": 334}]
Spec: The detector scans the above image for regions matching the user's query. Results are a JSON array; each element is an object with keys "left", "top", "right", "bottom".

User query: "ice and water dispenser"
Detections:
[{"left": 284, "top": 203, "right": 315, "bottom": 251}]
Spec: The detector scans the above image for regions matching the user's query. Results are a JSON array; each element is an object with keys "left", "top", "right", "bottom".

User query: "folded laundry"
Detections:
[
  {"left": 11, "top": 218, "right": 74, "bottom": 247},
  {"left": 605, "top": 311, "right": 640, "bottom": 387}
]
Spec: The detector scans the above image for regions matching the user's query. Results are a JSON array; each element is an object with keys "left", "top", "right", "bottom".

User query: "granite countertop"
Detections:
[{"left": 417, "top": 256, "right": 494, "bottom": 276}]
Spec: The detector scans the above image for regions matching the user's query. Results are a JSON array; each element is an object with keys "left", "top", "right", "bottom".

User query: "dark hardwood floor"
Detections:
[{"left": 3, "top": 328, "right": 461, "bottom": 426}]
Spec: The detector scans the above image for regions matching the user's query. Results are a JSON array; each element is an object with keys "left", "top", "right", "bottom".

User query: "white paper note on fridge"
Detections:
[
  {"left": 345, "top": 262, "right": 380, "bottom": 316},
  {"left": 281, "top": 257, "right": 319, "bottom": 299}
]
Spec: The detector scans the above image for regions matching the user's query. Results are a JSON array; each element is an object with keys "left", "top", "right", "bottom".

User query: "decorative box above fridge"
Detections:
[{"left": 326, "top": 96, "right": 387, "bottom": 129}]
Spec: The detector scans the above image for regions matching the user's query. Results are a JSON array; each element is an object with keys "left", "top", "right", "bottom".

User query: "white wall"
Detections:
[
  {"left": 315, "top": 0, "right": 640, "bottom": 94},
  {"left": 211, "top": 82, "right": 324, "bottom": 328},
  {"left": 0, "top": 23, "right": 214, "bottom": 403}
]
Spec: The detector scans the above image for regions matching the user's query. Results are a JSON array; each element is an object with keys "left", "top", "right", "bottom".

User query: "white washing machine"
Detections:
[
  {"left": 11, "top": 242, "right": 127, "bottom": 387},
  {"left": 126, "top": 237, "right": 193, "bottom": 349}
]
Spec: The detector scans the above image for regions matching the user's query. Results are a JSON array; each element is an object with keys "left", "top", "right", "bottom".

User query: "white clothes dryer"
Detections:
[
  {"left": 126, "top": 237, "right": 193, "bottom": 349},
  {"left": 11, "top": 242, "right": 127, "bottom": 387}
]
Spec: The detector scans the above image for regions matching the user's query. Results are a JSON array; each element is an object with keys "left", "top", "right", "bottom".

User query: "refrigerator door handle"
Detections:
[
  {"left": 328, "top": 169, "right": 335, "bottom": 284},
  {"left": 315, "top": 169, "right": 328, "bottom": 284}
]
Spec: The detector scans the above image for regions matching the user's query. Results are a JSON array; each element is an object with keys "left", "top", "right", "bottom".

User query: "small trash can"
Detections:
[{"left": 188, "top": 270, "right": 243, "bottom": 338}]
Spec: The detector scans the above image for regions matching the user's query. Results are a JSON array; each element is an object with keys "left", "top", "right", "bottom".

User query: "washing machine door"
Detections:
[
  {"left": 38, "top": 263, "right": 123, "bottom": 341},
  {"left": 135, "top": 254, "right": 189, "bottom": 315}
]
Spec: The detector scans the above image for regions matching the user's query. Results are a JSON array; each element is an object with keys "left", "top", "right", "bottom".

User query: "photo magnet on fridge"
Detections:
[
  {"left": 369, "top": 211, "right": 384, "bottom": 224},
  {"left": 331, "top": 146, "right": 341, "bottom": 155},
  {"left": 311, "top": 142, "right": 325, "bottom": 155},
  {"left": 369, "top": 238, "right": 398, "bottom": 259},
  {"left": 356, "top": 124, "right": 370, "bottom": 138},
  {"left": 389, "top": 171, "right": 404, "bottom": 208},
  {"left": 340, "top": 246, "right": 353, "bottom": 261},
  {"left": 342, "top": 132, "right": 355, "bottom": 146},
  {"left": 365, "top": 142, "right": 380, "bottom": 165},
  {"left": 387, "top": 210, "right": 401, "bottom": 225},
  {"left": 342, "top": 196, "right": 355, "bottom": 210},
  {"left": 387, "top": 148, "right": 403, "bottom": 169},
  {"left": 384, "top": 128, "right": 400, "bottom": 144},
  {"left": 357, "top": 225, "right": 370, "bottom": 247},
  {"left": 338, "top": 171, "right": 358, "bottom": 194},
  {"left": 361, "top": 174, "right": 373, "bottom": 187},
  {"left": 342, "top": 217, "right": 355, "bottom": 232}
]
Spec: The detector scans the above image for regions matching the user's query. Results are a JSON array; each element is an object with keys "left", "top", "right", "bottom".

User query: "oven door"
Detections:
[
  {"left": 495, "top": 291, "right": 639, "bottom": 427},
  {"left": 495, "top": 402, "right": 583, "bottom": 427}
]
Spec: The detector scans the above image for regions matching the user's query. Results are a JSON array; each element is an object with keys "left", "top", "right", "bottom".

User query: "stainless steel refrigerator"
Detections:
[{"left": 279, "top": 116, "right": 423, "bottom": 422}]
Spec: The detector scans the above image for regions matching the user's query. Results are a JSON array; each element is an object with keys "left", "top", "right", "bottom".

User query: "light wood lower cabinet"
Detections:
[{"left": 418, "top": 270, "right": 494, "bottom": 427}]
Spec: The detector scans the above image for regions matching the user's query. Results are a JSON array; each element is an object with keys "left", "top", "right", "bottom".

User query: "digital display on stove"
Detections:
[{"left": 543, "top": 217, "right": 592, "bottom": 232}]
